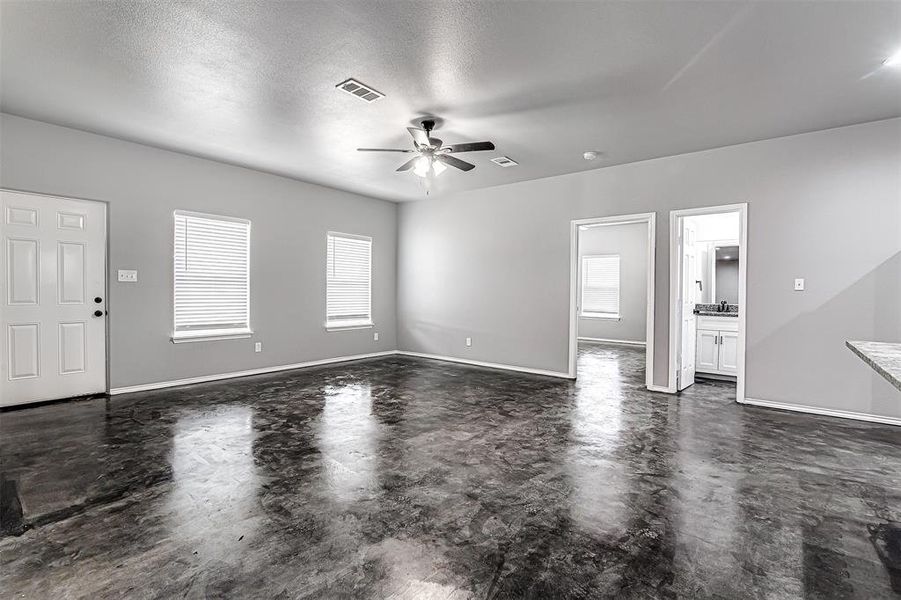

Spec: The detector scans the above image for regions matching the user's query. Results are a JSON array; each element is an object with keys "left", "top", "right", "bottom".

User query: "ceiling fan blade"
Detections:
[
  {"left": 444, "top": 141, "right": 495, "bottom": 153},
  {"left": 396, "top": 156, "right": 420, "bottom": 172},
  {"left": 436, "top": 154, "right": 475, "bottom": 172},
  {"left": 428, "top": 137, "right": 443, "bottom": 149},
  {"left": 357, "top": 148, "right": 414, "bottom": 152},
  {"left": 407, "top": 127, "right": 431, "bottom": 148}
]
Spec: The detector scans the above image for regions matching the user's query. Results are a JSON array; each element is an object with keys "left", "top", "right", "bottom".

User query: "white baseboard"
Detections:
[
  {"left": 109, "top": 351, "right": 398, "bottom": 395},
  {"left": 395, "top": 351, "right": 573, "bottom": 379},
  {"left": 578, "top": 337, "right": 646, "bottom": 347},
  {"left": 646, "top": 384, "right": 675, "bottom": 394},
  {"left": 740, "top": 397, "right": 901, "bottom": 427}
]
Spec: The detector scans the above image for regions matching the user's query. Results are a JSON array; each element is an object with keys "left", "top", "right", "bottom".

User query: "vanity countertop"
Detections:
[
  {"left": 694, "top": 303, "right": 738, "bottom": 318},
  {"left": 846, "top": 341, "right": 901, "bottom": 392}
]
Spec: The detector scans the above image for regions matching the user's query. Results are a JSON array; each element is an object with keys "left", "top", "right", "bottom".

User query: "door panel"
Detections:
[
  {"left": 7, "top": 238, "right": 39, "bottom": 304},
  {"left": 696, "top": 330, "right": 719, "bottom": 373},
  {"left": 1, "top": 190, "right": 106, "bottom": 406},
  {"left": 59, "top": 321, "right": 87, "bottom": 374},
  {"left": 6, "top": 206, "right": 38, "bottom": 226},
  {"left": 8, "top": 323, "right": 40, "bottom": 379},
  {"left": 58, "top": 242, "right": 86, "bottom": 304},
  {"left": 718, "top": 331, "right": 739, "bottom": 373},
  {"left": 677, "top": 220, "right": 697, "bottom": 390}
]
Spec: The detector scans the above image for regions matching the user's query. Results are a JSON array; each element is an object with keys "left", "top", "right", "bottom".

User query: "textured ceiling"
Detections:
[{"left": 2, "top": 1, "right": 900, "bottom": 202}]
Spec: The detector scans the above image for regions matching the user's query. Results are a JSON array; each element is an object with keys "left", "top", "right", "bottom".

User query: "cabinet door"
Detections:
[
  {"left": 696, "top": 330, "right": 719, "bottom": 373},
  {"left": 718, "top": 331, "right": 739, "bottom": 373}
]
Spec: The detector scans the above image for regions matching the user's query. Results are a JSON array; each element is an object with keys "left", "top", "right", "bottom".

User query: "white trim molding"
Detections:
[
  {"left": 668, "top": 203, "right": 748, "bottom": 402},
  {"left": 740, "top": 397, "right": 901, "bottom": 427},
  {"left": 578, "top": 337, "right": 646, "bottom": 347},
  {"left": 110, "top": 351, "right": 397, "bottom": 395},
  {"left": 396, "top": 351, "right": 573, "bottom": 379},
  {"left": 570, "top": 212, "right": 656, "bottom": 389}
]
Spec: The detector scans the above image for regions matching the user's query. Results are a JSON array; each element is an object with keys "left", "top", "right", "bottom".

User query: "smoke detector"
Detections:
[
  {"left": 490, "top": 156, "right": 518, "bottom": 167},
  {"left": 335, "top": 78, "right": 384, "bottom": 103},
  {"left": 583, "top": 151, "right": 601, "bottom": 161}
]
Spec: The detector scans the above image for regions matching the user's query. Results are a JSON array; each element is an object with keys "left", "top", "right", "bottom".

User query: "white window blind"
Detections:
[
  {"left": 173, "top": 211, "right": 251, "bottom": 340},
  {"left": 581, "top": 255, "right": 620, "bottom": 317},
  {"left": 326, "top": 232, "right": 372, "bottom": 328}
]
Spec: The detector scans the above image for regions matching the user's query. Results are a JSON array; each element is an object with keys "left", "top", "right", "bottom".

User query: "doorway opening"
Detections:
[
  {"left": 669, "top": 204, "right": 747, "bottom": 401},
  {"left": 568, "top": 213, "right": 656, "bottom": 388}
]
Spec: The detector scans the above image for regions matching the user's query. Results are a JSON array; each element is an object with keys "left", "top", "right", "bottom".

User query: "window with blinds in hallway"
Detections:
[
  {"left": 173, "top": 211, "right": 251, "bottom": 341},
  {"left": 326, "top": 232, "right": 372, "bottom": 329},
  {"left": 580, "top": 254, "right": 620, "bottom": 318}
]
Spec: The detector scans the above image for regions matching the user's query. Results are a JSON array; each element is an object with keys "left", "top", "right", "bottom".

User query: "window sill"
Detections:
[
  {"left": 580, "top": 313, "right": 621, "bottom": 321},
  {"left": 325, "top": 320, "right": 374, "bottom": 332},
  {"left": 171, "top": 329, "right": 253, "bottom": 344}
]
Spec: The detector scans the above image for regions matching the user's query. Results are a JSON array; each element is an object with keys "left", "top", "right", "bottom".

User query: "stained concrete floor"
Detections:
[{"left": 1, "top": 344, "right": 900, "bottom": 599}]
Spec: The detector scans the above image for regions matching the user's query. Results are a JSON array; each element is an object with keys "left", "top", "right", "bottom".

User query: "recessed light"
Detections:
[
  {"left": 884, "top": 49, "right": 901, "bottom": 67},
  {"left": 583, "top": 151, "right": 601, "bottom": 161}
]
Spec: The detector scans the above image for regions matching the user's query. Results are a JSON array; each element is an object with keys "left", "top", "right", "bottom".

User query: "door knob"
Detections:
[
  {"left": 93, "top": 310, "right": 104, "bottom": 317},
  {"left": 94, "top": 296, "right": 103, "bottom": 304}
]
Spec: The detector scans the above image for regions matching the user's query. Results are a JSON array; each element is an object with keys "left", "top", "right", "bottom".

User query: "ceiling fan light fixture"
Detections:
[
  {"left": 413, "top": 155, "right": 432, "bottom": 177},
  {"left": 358, "top": 118, "right": 488, "bottom": 177}
]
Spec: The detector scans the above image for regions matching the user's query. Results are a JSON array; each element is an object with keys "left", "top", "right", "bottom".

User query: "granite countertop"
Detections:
[
  {"left": 846, "top": 340, "right": 901, "bottom": 392},
  {"left": 694, "top": 303, "right": 739, "bottom": 317}
]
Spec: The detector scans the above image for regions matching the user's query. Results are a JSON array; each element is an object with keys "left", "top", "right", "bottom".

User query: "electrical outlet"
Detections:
[
  {"left": 373, "top": 332, "right": 379, "bottom": 341},
  {"left": 465, "top": 337, "right": 472, "bottom": 347},
  {"left": 794, "top": 278, "right": 805, "bottom": 291},
  {"left": 254, "top": 342, "right": 262, "bottom": 353},
  {"left": 117, "top": 269, "right": 138, "bottom": 282}
]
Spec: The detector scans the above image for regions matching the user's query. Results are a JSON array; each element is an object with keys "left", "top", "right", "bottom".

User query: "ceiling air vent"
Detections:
[
  {"left": 336, "top": 78, "right": 384, "bottom": 103},
  {"left": 491, "top": 156, "right": 518, "bottom": 167}
]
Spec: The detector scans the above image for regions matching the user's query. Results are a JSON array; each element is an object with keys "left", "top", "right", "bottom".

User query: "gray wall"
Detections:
[
  {"left": 0, "top": 114, "right": 397, "bottom": 389},
  {"left": 397, "top": 118, "right": 901, "bottom": 420},
  {"left": 578, "top": 222, "right": 647, "bottom": 342},
  {"left": 715, "top": 259, "right": 739, "bottom": 304}
]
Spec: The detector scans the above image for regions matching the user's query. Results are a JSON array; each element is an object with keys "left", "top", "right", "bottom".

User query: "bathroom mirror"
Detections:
[
  {"left": 714, "top": 245, "right": 739, "bottom": 304},
  {"left": 695, "top": 241, "right": 739, "bottom": 304}
]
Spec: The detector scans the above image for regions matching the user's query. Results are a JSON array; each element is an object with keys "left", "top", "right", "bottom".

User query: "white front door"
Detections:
[
  {"left": 677, "top": 219, "right": 697, "bottom": 390},
  {"left": 1, "top": 190, "right": 107, "bottom": 406}
]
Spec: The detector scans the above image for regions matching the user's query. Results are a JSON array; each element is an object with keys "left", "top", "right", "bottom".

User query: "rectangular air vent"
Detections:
[
  {"left": 491, "top": 156, "right": 518, "bottom": 167},
  {"left": 336, "top": 78, "right": 384, "bottom": 103}
]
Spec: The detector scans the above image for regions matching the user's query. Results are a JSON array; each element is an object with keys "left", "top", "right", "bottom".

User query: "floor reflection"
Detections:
[
  {"left": 167, "top": 406, "right": 260, "bottom": 560},
  {"left": 567, "top": 344, "right": 626, "bottom": 533},
  {"left": 316, "top": 383, "right": 381, "bottom": 504}
]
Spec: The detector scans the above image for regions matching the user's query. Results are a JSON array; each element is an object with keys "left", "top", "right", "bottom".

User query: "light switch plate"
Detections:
[
  {"left": 254, "top": 342, "right": 262, "bottom": 353},
  {"left": 118, "top": 269, "right": 138, "bottom": 282},
  {"left": 794, "top": 278, "right": 805, "bottom": 291},
  {"left": 465, "top": 337, "right": 472, "bottom": 347},
  {"left": 373, "top": 332, "right": 379, "bottom": 341}
]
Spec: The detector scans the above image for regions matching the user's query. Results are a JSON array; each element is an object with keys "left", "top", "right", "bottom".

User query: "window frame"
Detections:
[
  {"left": 171, "top": 210, "right": 252, "bottom": 343},
  {"left": 580, "top": 254, "right": 621, "bottom": 321},
  {"left": 325, "top": 231, "right": 373, "bottom": 331}
]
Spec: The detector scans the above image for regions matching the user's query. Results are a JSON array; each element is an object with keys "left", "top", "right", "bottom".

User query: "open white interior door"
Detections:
[
  {"left": 677, "top": 218, "right": 697, "bottom": 391},
  {"left": 1, "top": 190, "right": 107, "bottom": 406}
]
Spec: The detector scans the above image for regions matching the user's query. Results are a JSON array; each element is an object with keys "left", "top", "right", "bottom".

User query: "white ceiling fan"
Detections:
[{"left": 358, "top": 119, "right": 495, "bottom": 178}]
